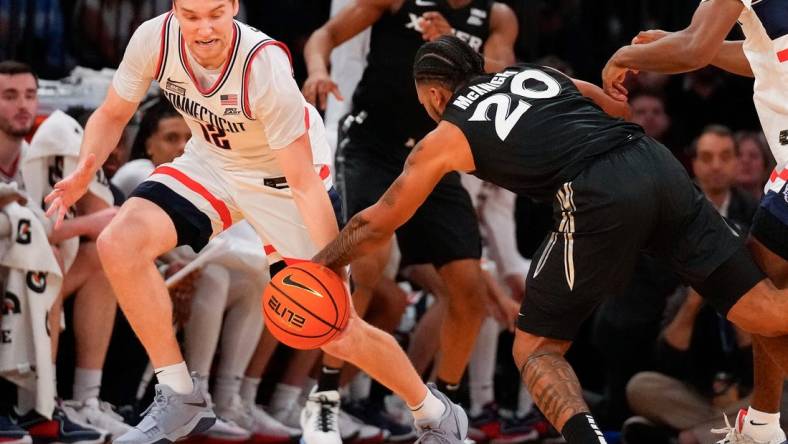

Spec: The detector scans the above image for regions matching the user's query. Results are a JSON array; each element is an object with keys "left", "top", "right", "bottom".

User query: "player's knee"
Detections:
[
  {"left": 735, "top": 313, "right": 788, "bottom": 337},
  {"left": 511, "top": 330, "right": 571, "bottom": 373},
  {"left": 728, "top": 285, "right": 788, "bottom": 337},
  {"left": 322, "top": 317, "right": 361, "bottom": 359}
]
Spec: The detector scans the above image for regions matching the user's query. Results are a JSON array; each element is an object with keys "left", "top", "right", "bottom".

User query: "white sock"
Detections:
[
  {"left": 240, "top": 377, "right": 261, "bottom": 405},
  {"left": 409, "top": 387, "right": 446, "bottom": 424},
  {"left": 743, "top": 407, "right": 782, "bottom": 442},
  {"left": 270, "top": 383, "right": 301, "bottom": 412},
  {"left": 517, "top": 384, "right": 534, "bottom": 418},
  {"left": 154, "top": 362, "right": 194, "bottom": 394},
  {"left": 469, "top": 317, "right": 499, "bottom": 417},
  {"left": 214, "top": 375, "right": 242, "bottom": 408},
  {"left": 73, "top": 368, "right": 102, "bottom": 402}
]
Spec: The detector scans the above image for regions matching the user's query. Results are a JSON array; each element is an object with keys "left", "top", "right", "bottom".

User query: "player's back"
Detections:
[{"left": 441, "top": 64, "right": 644, "bottom": 201}]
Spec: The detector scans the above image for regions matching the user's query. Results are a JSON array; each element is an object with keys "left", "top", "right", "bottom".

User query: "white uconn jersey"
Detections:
[
  {"left": 153, "top": 12, "right": 302, "bottom": 171},
  {"left": 733, "top": 0, "right": 788, "bottom": 189}
]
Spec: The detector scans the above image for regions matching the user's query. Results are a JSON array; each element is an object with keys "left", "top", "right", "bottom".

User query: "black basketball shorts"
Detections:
[
  {"left": 336, "top": 128, "right": 481, "bottom": 268},
  {"left": 516, "top": 138, "right": 765, "bottom": 340}
]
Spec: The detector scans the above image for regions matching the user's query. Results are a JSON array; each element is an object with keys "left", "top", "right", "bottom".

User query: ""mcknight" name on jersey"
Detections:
[
  {"left": 164, "top": 91, "right": 247, "bottom": 134},
  {"left": 452, "top": 70, "right": 517, "bottom": 110}
]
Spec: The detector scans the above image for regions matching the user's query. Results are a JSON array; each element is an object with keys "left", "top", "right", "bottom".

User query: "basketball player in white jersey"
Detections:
[
  {"left": 45, "top": 1, "right": 468, "bottom": 444},
  {"left": 602, "top": 1, "right": 788, "bottom": 443}
]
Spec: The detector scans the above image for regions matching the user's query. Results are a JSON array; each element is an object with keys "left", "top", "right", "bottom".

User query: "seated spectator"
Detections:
[
  {"left": 0, "top": 60, "right": 122, "bottom": 443},
  {"left": 735, "top": 131, "right": 774, "bottom": 202},
  {"left": 689, "top": 125, "right": 758, "bottom": 223}
]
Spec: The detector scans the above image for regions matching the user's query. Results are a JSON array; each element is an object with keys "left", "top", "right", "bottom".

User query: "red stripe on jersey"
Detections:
[
  {"left": 180, "top": 23, "right": 238, "bottom": 96},
  {"left": 770, "top": 167, "right": 788, "bottom": 182},
  {"left": 154, "top": 12, "right": 173, "bottom": 80},
  {"left": 304, "top": 106, "right": 311, "bottom": 130},
  {"left": 319, "top": 164, "right": 330, "bottom": 180},
  {"left": 242, "top": 40, "right": 294, "bottom": 118},
  {"left": 778, "top": 48, "right": 788, "bottom": 63},
  {"left": 153, "top": 166, "right": 232, "bottom": 230},
  {"left": 263, "top": 244, "right": 308, "bottom": 266}
]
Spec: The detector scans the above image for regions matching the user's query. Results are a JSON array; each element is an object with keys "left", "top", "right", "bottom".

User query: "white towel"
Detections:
[
  {"left": 21, "top": 110, "right": 114, "bottom": 271},
  {"left": 0, "top": 202, "right": 62, "bottom": 418}
]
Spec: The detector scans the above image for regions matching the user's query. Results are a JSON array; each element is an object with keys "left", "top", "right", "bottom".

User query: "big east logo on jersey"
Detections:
[
  {"left": 405, "top": 13, "right": 483, "bottom": 52},
  {"left": 267, "top": 294, "right": 306, "bottom": 328}
]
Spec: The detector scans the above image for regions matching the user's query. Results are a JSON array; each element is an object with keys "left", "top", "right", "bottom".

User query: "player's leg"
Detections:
[
  {"left": 436, "top": 258, "right": 487, "bottom": 393},
  {"left": 239, "top": 182, "right": 467, "bottom": 444},
  {"left": 404, "top": 264, "right": 449, "bottom": 376},
  {"left": 98, "top": 151, "right": 241, "bottom": 443},
  {"left": 744, "top": 236, "right": 788, "bottom": 444},
  {"left": 394, "top": 171, "right": 485, "bottom": 400}
]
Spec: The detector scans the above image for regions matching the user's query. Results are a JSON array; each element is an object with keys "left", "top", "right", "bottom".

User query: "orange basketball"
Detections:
[{"left": 262, "top": 262, "right": 350, "bottom": 350}]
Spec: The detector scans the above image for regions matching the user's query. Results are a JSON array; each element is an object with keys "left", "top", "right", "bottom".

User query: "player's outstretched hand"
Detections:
[
  {"left": 632, "top": 29, "right": 670, "bottom": 45},
  {"left": 601, "top": 55, "right": 632, "bottom": 103},
  {"left": 44, "top": 153, "right": 96, "bottom": 229},
  {"left": 419, "top": 12, "right": 453, "bottom": 41},
  {"left": 302, "top": 72, "right": 343, "bottom": 111}
]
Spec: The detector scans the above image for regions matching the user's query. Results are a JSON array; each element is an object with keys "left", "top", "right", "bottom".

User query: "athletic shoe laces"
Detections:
[
  {"left": 316, "top": 397, "right": 339, "bottom": 433},
  {"left": 140, "top": 390, "right": 169, "bottom": 421},
  {"left": 415, "top": 427, "right": 453, "bottom": 444}
]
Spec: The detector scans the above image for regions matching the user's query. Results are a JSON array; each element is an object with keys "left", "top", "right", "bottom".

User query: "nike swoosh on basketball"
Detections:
[
  {"left": 415, "top": 0, "right": 437, "bottom": 6},
  {"left": 283, "top": 274, "right": 323, "bottom": 298},
  {"left": 749, "top": 420, "right": 770, "bottom": 426}
]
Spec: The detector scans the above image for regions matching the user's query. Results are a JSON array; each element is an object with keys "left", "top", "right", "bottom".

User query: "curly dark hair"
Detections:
[
  {"left": 413, "top": 35, "right": 485, "bottom": 92},
  {"left": 130, "top": 97, "right": 182, "bottom": 161}
]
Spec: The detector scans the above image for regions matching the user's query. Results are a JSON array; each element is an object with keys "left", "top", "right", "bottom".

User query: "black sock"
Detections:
[
  {"left": 436, "top": 378, "right": 461, "bottom": 404},
  {"left": 561, "top": 412, "right": 607, "bottom": 444},
  {"left": 368, "top": 379, "right": 390, "bottom": 408},
  {"left": 317, "top": 366, "right": 341, "bottom": 392}
]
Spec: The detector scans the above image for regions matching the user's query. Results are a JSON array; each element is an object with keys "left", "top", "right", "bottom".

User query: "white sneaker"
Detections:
[
  {"left": 203, "top": 417, "right": 251, "bottom": 442},
  {"left": 712, "top": 409, "right": 788, "bottom": 444},
  {"left": 301, "top": 388, "right": 341, "bottom": 444},
  {"left": 61, "top": 397, "right": 131, "bottom": 439},
  {"left": 216, "top": 394, "right": 301, "bottom": 443}
]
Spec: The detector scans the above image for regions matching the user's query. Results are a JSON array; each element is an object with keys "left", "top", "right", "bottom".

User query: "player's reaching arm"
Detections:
[
  {"left": 481, "top": 2, "right": 518, "bottom": 72},
  {"left": 274, "top": 132, "right": 340, "bottom": 249},
  {"left": 711, "top": 41, "right": 753, "bottom": 77},
  {"left": 602, "top": 0, "right": 743, "bottom": 100},
  {"left": 302, "top": 0, "right": 396, "bottom": 109},
  {"left": 314, "top": 122, "right": 470, "bottom": 272},
  {"left": 629, "top": 30, "right": 753, "bottom": 78},
  {"left": 46, "top": 18, "right": 156, "bottom": 225}
]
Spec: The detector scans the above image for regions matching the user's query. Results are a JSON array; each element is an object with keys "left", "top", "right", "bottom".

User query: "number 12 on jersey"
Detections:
[{"left": 199, "top": 122, "right": 232, "bottom": 150}]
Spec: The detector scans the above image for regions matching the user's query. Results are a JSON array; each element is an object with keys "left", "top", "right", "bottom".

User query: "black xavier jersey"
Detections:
[
  {"left": 441, "top": 64, "right": 645, "bottom": 201},
  {"left": 351, "top": 0, "right": 492, "bottom": 151}
]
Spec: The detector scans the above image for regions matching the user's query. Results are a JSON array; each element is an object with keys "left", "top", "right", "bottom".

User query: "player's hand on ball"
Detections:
[
  {"left": 632, "top": 29, "right": 670, "bottom": 45},
  {"left": 44, "top": 153, "right": 96, "bottom": 229},
  {"left": 302, "top": 73, "right": 343, "bottom": 111},
  {"left": 419, "top": 12, "right": 453, "bottom": 41}
]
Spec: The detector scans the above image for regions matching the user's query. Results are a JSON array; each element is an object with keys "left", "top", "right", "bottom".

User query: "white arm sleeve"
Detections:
[
  {"left": 112, "top": 18, "right": 160, "bottom": 103},
  {"left": 248, "top": 46, "right": 307, "bottom": 150}
]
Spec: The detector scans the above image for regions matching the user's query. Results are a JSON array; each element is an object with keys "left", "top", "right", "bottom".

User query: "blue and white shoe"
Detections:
[
  {"left": 0, "top": 414, "right": 31, "bottom": 444},
  {"left": 114, "top": 379, "right": 216, "bottom": 444}
]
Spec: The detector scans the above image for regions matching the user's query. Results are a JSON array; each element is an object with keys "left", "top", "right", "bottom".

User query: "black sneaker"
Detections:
[
  {"left": 344, "top": 400, "right": 416, "bottom": 442},
  {"left": 18, "top": 406, "right": 108, "bottom": 444},
  {"left": 0, "top": 414, "right": 31, "bottom": 444}
]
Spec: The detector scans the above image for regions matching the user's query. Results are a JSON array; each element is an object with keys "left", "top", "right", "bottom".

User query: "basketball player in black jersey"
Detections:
[
  {"left": 313, "top": 36, "right": 788, "bottom": 444},
  {"left": 301, "top": 0, "right": 518, "bottom": 428}
]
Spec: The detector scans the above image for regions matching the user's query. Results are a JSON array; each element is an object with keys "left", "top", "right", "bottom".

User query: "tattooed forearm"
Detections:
[
  {"left": 521, "top": 351, "right": 589, "bottom": 431},
  {"left": 313, "top": 214, "right": 373, "bottom": 270}
]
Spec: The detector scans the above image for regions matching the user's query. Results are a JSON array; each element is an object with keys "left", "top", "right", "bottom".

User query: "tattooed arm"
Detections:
[{"left": 313, "top": 122, "right": 473, "bottom": 272}]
